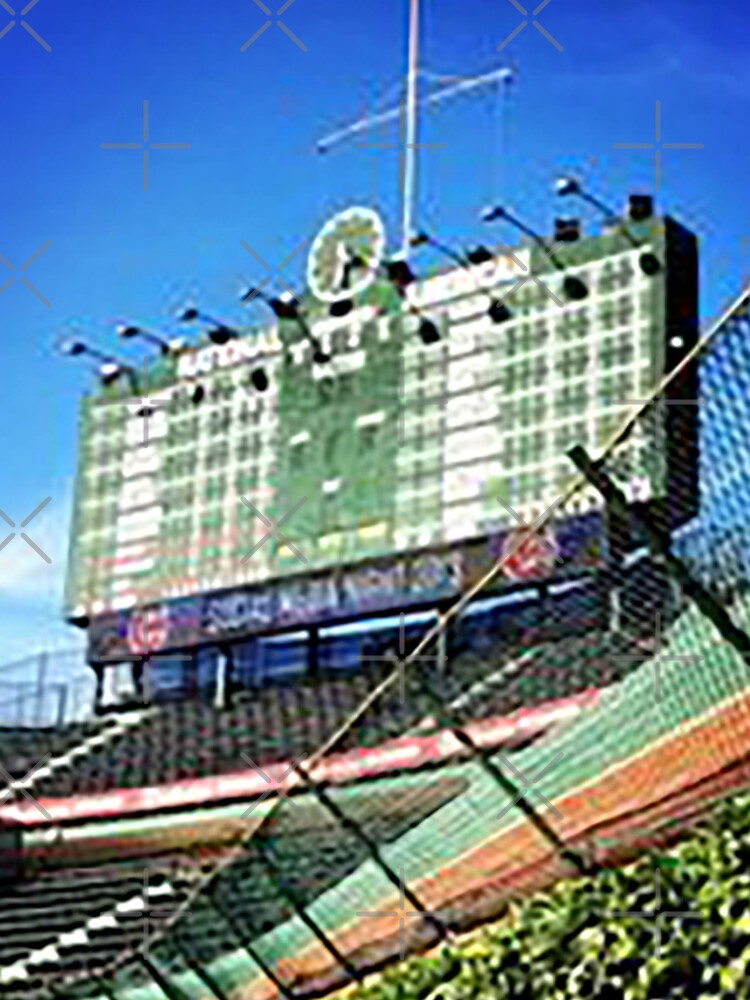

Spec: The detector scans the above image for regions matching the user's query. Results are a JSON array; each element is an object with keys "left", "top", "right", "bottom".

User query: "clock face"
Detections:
[{"left": 307, "top": 206, "right": 386, "bottom": 303}]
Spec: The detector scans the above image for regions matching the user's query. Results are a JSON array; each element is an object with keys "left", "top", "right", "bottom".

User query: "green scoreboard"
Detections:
[{"left": 65, "top": 206, "right": 698, "bottom": 649}]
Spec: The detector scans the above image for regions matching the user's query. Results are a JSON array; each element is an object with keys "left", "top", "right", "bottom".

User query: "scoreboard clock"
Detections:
[{"left": 306, "top": 206, "right": 385, "bottom": 303}]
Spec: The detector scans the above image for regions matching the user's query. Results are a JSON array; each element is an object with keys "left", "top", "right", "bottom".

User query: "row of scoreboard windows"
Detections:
[
  {"left": 486, "top": 252, "right": 641, "bottom": 315},
  {"left": 83, "top": 376, "right": 640, "bottom": 494},
  {"left": 76, "top": 445, "right": 657, "bottom": 600},
  {"left": 79, "top": 417, "right": 637, "bottom": 554},
  {"left": 83, "top": 288, "right": 649, "bottom": 441},
  {"left": 80, "top": 363, "right": 641, "bottom": 489},
  {"left": 77, "top": 342, "right": 655, "bottom": 519},
  {"left": 83, "top": 281, "right": 652, "bottom": 453},
  {"left": 85, "top": 382, "right": 646, "bottom": 492},
  {"left": 81, "top": 310, "right": 653, "bottom": 478},
  {"left": 76, "top": 379, "right": 643, "bottom": 530},
  {"left": 417, "top": 312, "right": 651, "bottom": 372},
  {"left": 74, "top": 476, "right": 580, "bottom": 596},
  {"left": 429, "top": 288, "right": 648, "bottom": 359},
  {"left": 406, "top": 335, "right": 653, "bottom": 406}
]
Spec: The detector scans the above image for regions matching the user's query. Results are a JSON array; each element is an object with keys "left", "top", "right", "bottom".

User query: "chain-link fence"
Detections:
[
  {"left": 0, "top": 649, "right": 92, "bottom": 729},
  {"left": 7, "top": 290, "right": 750, "bottom": 999}
]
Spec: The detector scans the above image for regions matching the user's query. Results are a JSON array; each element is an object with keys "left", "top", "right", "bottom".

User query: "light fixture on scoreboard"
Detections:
[
  {"left": 555, "top": 176, "right": 616, "bottom": 222},
  {"left": 465, "top": 245, "right": 495, "bottom": 265},
  {"left": 60, "top": 339, "right": 137, "bottom": 390},
  {"left": 178, "top": 306, "right": 240, "bottom": 345},
  {"left": 117, "top": 324, "right": 184, "bottom": 356},
  {"left": 409, "top": 230, "right": 514, "bottom": 324},
  {"left": 481, "top": 204, "right": 589, "bottom": 301},
  {"left": 179, "top": 306, "right": 270, "bottom": 391},
  {"left": 555, "top": 177, "right": 661, "bottom": 277},
  {"left": 241, "top": 286, "right": 331, "bottom": 365},
  {"left": 384, "top": 257, "right": 417, "bottom": 293},
  {"left": 380, "top": 256, "right": 442, "bottom": 345}
]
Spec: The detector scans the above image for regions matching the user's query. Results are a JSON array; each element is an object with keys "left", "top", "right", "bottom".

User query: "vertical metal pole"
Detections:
[
  {"left": 437, "top": 618, "right": 448, "bottom": 676},
  {"left": 36, "top": 651, "right": 48, "bottom": 727},
  {"left": 215, "top": 648, "right": 227, "bottom": 710},
  {"left": 56, "top": 683, "right": 69, "bottom": 729},
  {"left": 402, "top": 0, "right": 420, "bottom": 257}
]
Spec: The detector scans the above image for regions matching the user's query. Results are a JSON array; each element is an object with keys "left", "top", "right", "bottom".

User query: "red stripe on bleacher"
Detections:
[{"left": 0, "top": 690, "right": 598, "bottom": 827}]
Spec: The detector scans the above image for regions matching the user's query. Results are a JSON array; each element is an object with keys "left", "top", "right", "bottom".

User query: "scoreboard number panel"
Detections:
[{"left": 67, "top": 210, "right": 691, "bottom": 620}]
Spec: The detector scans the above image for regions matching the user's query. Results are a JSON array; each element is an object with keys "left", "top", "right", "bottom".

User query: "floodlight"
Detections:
[
  {"left": 557, "top": 178, "right": 661, "bottom": 277},
  {"left": 409, "top": 230, "right": 512, "bottom": 326},
  {"left": 466, "top": 245, "right": 494, "bottom": 265},
  {"left": 60, "top": 339, "right": 88, "bottom": 358},
  {"left": 207, "top": 326, "right": 238, "bottom": 346},
  {"left": 246, "top": 286, "right": 330, "bottom": 363},
  {"left": 60, "top": 338, "right": 138, "bottom": 389},
  {"left": 117, "top": 324, "right": 173, "bottom": 355},
  {"left": 250, "top": 368, "right": 269, "bottom": 392},
  {"left": 99, "top": 362, "right": 124, "bottom": 385},
  {"left": 418, "top": 318, "right": 441, "bottom": 345},
  {"left": 385, "top": 259, "right": 416, "bottom": 289},
  {"left": 60, "top": 339, "right": 112, "bottom": 363},
  {"left": 488, "top": 300, "right": 512, "bottom": 324},
  {"left": 555, "top": 175, "right": 615, "bottom": 221},
  {"left": 179, "top": 306, "right": 239, "bottom": 346},
  {"left": 480, "top": 205, "right": 506, "bottom": 223},
  {"left": 555, "top": 176, "right": 581, "bottom": 198},
  {"left": 484, "top": 204, "right": 589, "bottom": 301}
]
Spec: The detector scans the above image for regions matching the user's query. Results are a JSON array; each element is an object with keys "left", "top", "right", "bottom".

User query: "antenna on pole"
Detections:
[
  {"left": 402, "top": 0, "right": 421, "bottom": 257},
  {"left": 315, "top": 1, "right": 514, "bottom": 262}
]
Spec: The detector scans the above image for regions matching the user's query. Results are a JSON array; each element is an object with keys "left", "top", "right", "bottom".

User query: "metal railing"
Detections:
[{"left": 0, "top": 649, "right": 93, "bottom": 729}]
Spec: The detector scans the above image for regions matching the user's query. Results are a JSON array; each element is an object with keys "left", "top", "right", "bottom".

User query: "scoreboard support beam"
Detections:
[
  {"left": 215, "top": 646, "right": 228, "bottom": 709},
  {"left": 600, "top": 499, "right": 629, "bottom": 635},
  {"left": 133, "top": 658, "right": 146, "bottom": 704},
  {"left": 92, "top": 660, "right": 105, "bottom": 714}
]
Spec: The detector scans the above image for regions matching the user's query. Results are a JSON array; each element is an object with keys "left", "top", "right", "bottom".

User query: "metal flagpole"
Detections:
[{"left": 402, "top": 0, "right": 421, "bottom": 257}]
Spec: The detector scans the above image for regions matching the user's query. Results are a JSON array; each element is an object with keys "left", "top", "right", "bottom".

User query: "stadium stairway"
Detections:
[
  {"left": 0, "top": 769, "right": 470, "bottom": 999},
  {"left": 2, "top": 583, "right": 747, "bottom": 999},
  {"left": 0, "top": 709, "right": 154, "bottom": 800}
]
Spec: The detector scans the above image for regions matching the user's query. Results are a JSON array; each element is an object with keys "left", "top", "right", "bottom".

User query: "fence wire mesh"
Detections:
[{"left": 8, "top": 289, "right": 750, "bottom": 999}]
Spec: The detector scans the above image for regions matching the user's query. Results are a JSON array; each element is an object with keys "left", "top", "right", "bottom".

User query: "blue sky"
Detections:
[{"left": 0, "top": 0, "right": 748, "bottom": 665}]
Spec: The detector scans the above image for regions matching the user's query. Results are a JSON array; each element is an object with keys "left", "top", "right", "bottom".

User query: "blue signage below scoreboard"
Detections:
[{"left": 86, "top": 511, "right": 604, "bottom": 663}]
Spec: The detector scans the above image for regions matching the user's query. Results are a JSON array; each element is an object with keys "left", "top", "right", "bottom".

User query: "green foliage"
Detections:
[{"left": 349, "top": 789, "right": 750, "bottom": 998}]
